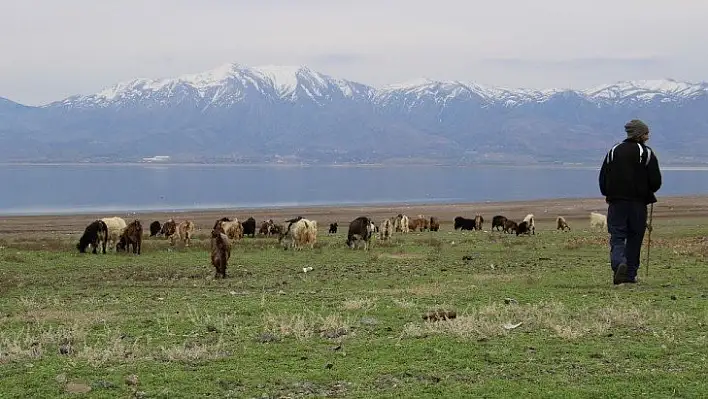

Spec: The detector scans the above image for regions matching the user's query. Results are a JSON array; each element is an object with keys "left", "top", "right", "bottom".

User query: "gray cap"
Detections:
[{"left": 624, "top": 119, "right": 649, "bottom": 138}]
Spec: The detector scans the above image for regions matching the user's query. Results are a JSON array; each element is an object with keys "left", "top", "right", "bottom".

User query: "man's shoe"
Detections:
[{"left": 614, "top": 263, "right": 629, "bottom": 285}]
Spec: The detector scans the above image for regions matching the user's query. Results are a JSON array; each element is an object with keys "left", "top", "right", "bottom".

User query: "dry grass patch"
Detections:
[
  {"left": 2, "top": 236, "right": 72, "bottom": 251},
  {"left": 185, "top": 306, "right": 242, "bottom": 336},
  {"left": 262, "top": 312, "right": 353, "bottom": 341},
  {"left": 159, "top": 337, "right": 228, "bottom": 362},
  {"left": 342, "top": 297, "right": 377, "bottom": 311},
  {"left": 0, "top": 322, "right": 88, "bottom": 363},
  {"left": 18, "top": 309, "right": 115, "bottom": 325},
  {"left": 372, "top": 282, "right": 446, "bottom": 296},
  {"left": 380, "top": 253, "right": 425, "bottom": 260},
  {"left": 661, "top": 236, "right": 708, "bottom": 258},
  {"left": 76, "top": 333, "right": 149, "bottom": 366},
  {"left": 373, "top": 282, "right": 455, "bottom": 296},
  {"left": 401, "top": 301, "right": 689, "bottom": 341},
  {"left": 564, "top": 235, "right": 608, "bottom": 250},
  {"left": 392, "top": 298, "right": 417, "bottom": 309},
  {"left": 471, "top": 273, "right": 519, "bottom": 282}
]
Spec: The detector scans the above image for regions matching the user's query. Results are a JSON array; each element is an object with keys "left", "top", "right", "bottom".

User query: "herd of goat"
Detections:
[{"left": 76, "top": 211, "right": 610, "bottom": 279}]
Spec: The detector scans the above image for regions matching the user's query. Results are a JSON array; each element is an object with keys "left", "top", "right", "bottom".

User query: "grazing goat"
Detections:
[
  {"left": 429, "top": 216, "right": 440, "bottom": 232},
  {"left": 77, "top": 220, "right": 108, "bottom": 254},
  {"left": 503, "top": 220, "right": 518, "bottom": 234},
  {"left": 379, "top": 218, "right": 393, "bottom": 240},
  {"left": 329, "top": 222, "right": 338, "bottom": 234},
  {"left": 117, "top": 219, "right": 143, "bottom": 254},
  {"left": 259, "top": 219, "right": 274, "bottom": 236},
  {"left": 176, "top": 220, "right": 195, "bottom": 247},
  {"left": 412, "top": 215, "right": 429, "bottom": 232},
  {"left": 393, "top": 214, "right": 410, "bottom": 233},
  {"left": 271, "top": 223, "right": 285, "bottom": 236},
  {"left": 279, "top": 218, "right": 317, "bottom": 250},
  {"left": 161, "top": 219, "right": 177, "bottom": 239},
  {"left": 516, "top": 221, "right": 532, "bottom": 236},
  {"left": 474, "top": 214, "right": 484, "bottom": 231},
  {"left": 102, "top": 216, "right": 127, "bottom": 251},
  {"left": 285, "top": 216, "right": 304, "bottom": 232},
  {"left": 590, "top": 212, "right": 607, "bottom": 230},
  {"left": 210, "top": 227, "right": 231, "bottom": 279},
  {"left": 346, "top": 216, "right": 376, "bottom": 250},
  {"left": 522, "top": 214, "right": 536, "bottom": 235},
  {"left": 454, "top": 216, "right": 476, "bottom": 231},
  {"left": 492, "top": 215, "right": 508, "bottom": 231},
  {"left": 215, "top": 218, "right": 243, "bottom": 241},
  {"left": 408, "top": 217, "right": 420, "bottom": 232},
  {"left": 149, "top": 221, "right": 161, "bottom": 237},
  {"left": 214, "top": 217, "right": 231, "bottom": 225},
  {"left": 556, "top": 216, "right": 571, "bottom": 231},
  {"left": 241, "top": 217, "right": 257, "bottom": 238}
]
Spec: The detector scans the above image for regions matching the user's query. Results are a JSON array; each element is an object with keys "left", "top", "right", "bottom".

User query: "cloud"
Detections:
[
  {"left": 309, "top": 53, "right": 370, "bottom": 66},
  {"left": 482, "top": 56, "right": 667, "bottom": 69},
  {"left": 1, "top": 0, "right": 708, "bottom": 104}
]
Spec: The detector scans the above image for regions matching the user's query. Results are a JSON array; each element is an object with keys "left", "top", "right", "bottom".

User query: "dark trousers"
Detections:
[{"left": 607, "top": 201, "right": 648, "bottom": 279}]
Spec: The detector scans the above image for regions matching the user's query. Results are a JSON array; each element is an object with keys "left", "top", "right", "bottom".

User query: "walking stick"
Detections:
[{"left": 645, "top": 203, "right": 654, "bottom": 277}]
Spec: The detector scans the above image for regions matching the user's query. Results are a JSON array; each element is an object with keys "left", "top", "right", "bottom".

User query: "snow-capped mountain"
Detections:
[
  {"left": 53, "top": 64, "right": 374, "bottom": 110},
  {"left": 581, "top": 79, "right": 708, "bottom": 104},
  {"left": 49, "top": 63, "right": 708, "bottom": 111},
  {"left": 375, "top": 77, "right": 708, "bottom": 108},
  {"left": 1, "top": 63, "right": 708, "bottom": 164}
]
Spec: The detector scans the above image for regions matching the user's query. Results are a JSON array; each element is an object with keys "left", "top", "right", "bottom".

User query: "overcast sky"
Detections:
[{"left": 2, "top": 0, "right": 707, "bottom": 105}]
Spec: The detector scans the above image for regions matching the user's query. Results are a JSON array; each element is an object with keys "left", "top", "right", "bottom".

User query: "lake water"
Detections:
[{"left": 0, "top": 164, "right": 707, "bottom": 216}]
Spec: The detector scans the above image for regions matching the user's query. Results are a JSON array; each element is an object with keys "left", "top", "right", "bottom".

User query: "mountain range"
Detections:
[{"left": 1, "top": 63, "right": 707, "bottom": 164}]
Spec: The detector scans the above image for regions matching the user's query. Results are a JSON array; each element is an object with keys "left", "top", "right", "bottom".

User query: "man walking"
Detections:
[{"left": 599, "top": 119, "right": 662, "bottom": 284}]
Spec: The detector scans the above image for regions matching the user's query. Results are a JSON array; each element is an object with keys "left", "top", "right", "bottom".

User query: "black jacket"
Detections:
[{"left": 599, "top": 139, "right": 662, "bottom": 204}]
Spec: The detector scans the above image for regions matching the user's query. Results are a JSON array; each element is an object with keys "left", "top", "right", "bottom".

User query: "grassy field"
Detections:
[{"left": 0, "top": 218, "right": 707, "bottom": 398}]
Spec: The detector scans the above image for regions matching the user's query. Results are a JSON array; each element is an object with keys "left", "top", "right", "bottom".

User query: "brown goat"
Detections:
[
  {"left": 210, "top": 228, "right": 231, "bottom": 279},
  {"left": 429, "top": 216, "right": 440, "bottom": 232},
  {"left": 117, "top": 219, "right": 143, "bottom": 254},
  {"left": 161, "top": 219, "right": 177, "bottom": 239},
  {"left": 474, "top": 214, "right": 484, "bottom": 231},
  {"left": 556, "top": 216, "right": 571, "bottom": 231},
  {"left": 408, "top": 218, "right": 420, "bottom": 231},
  {"left": 259, "top": 219, "right": 275, "bottom": 236},
  {"left": 270, "top": 223, "right": 285, "bottom": 236},
  {"left": 413, "top": 215, "right": 429, "bottom": 232},
  {"left": 503, "top": 220, "right": 518, "bottom": 234}
]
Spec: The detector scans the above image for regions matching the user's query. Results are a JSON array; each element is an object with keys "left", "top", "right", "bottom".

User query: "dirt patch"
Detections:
[
  {"left": 0, "top": 195, "right": 705, "bottom": 235},
  {"left": 65, "top": 382, "right": 92, "bottom": 394}
]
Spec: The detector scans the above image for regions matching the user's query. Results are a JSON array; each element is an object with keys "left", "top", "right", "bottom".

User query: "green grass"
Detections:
[{"left": 0, "top": 219, "right": 707, "bottom": 398}]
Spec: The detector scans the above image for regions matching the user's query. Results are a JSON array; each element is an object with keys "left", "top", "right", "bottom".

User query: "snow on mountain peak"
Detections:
[
  {"left": 582, "top": 78, "right": 708, "bottom": 102},
  {"left": 58, "top": 63, "right": 370, "bottom": 108},
  {"left": 377, "top": 76, "right": 708, "bottom": 107},
  {"left": 52, "top": 63, "right": 708, "bottom": 110}
]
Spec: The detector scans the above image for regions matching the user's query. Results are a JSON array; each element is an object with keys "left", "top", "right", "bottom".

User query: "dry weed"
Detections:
[
  {"left": 564, "top": 236, "right": 608, "bottom": 250},
  {"left": 373, "top": 282, "right": 453, "bottom": 296},
  {"left": 663, "top": 236, "right": 708, "bottom": 258},
  {"left": 342, "top": 298, "right": 377, "bottom": 311},
  {"left": 159, "top": 337, "right": 227, "bottom": 362},
  {"left": 401, "top": 301, "right": 688, "bottom": 341},
  {"left": 392, "top": 298, "right": 417, "bottom": 309},
  {"left": 185, "top": 306, "right": 241, "bottom": 336},
  {"left": 262, "top": 312, "right": 352, "bottom": 341}
]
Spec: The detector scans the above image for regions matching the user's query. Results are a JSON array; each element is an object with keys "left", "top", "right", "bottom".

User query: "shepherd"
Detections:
[{"left": 599, "top": 119, "right": 662, "bottom": 285}]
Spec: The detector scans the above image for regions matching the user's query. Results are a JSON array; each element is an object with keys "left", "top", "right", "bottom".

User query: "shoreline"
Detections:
[
  {"left": 1, "top": 162, "right": 708, "bottom": 170},
  {"left": 0, "top": 194, "right": 705, "bottom": 234}
]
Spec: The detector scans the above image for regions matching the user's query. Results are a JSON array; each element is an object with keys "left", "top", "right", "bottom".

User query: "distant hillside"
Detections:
[{"left": 1, "top": 64, "right": 707, "bottom": 164}]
